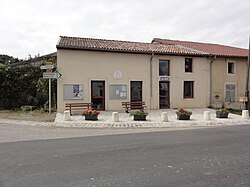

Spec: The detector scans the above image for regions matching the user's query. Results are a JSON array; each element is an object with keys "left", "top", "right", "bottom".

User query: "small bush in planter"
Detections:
[
  {"left": 216, "top": 108, "right": 229, "bottom": 118},
  {"left": 131, "top": 110, "right": 148, "bottom": 121},
  {"left": 82, "top": 108, "right": 100, "bottom": 121},
  {"left": 176, "top": 108, "right": 192, "bottom": 120}
]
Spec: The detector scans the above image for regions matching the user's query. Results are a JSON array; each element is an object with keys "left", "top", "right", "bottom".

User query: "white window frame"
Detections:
[
  {"left": 224, "top": 83, "right": 237, "bottom": 102},
  {"left": 227, "top": 60, "right": 236, "bottom": 75}
]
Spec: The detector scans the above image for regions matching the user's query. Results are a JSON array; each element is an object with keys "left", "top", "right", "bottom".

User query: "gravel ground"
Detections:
[{"left": 0, "top": 110, "right": 56, "bottom": 122}]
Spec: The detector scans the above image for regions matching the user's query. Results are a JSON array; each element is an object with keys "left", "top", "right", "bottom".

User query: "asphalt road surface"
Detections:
[{"left": 1, "top": 124, "right": 250, "bottom": 187}]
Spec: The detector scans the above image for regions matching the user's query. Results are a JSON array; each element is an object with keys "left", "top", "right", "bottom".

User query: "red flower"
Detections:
[{"left": 82, "top": 108, "right": 100, "bottom": 116}]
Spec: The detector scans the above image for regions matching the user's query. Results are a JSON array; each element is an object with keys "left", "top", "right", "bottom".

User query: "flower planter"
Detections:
[
  {"left": 133, "top": 115, "right": 147, "bottom": 121},
  {"left": 177, "top": 115, "right": 191, "bottom": 120},
  {"left": 85, "top": 115, "right": 98, "bottom": 121},
  {"left": 216, "top": 111, "right": 229, "bottom": 118}
]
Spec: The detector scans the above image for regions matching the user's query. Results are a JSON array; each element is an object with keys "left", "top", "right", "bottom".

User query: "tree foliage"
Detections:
[
  {"left": 0, "top": 54, "right": 20, "bottom": 65},
  {"left": 0, "top": 65, "right": 56, "bottom": 109},
  {"left": 0, "top": 53, "right": 57, "bottom": 110}
]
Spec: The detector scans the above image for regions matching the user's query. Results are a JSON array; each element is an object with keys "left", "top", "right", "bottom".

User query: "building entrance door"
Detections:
[
  {"left": 91, "top": 81, "right": 105, "bottom": 110},
  {"left": 130, "top": 81, "right": 142, "bottom": 102},
  {"left": 159, "top": 81, "right": 170, "bottom": 108}
]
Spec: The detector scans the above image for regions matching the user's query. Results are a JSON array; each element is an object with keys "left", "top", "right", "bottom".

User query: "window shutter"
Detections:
[
  {"left": 225, "top": 84, "right": 236, "bottom": 102},
  {"left": 226, "top": 84, "right": 231, "bottom": 90},
  {"left": 231, "top": 90, "right": 235, "bottom": 102},
  {"left": 225, "top": 90, "right": 231, "bottom": 102},
  {"left": 231, "top": 84, "right": 236, "bottom": 90}
]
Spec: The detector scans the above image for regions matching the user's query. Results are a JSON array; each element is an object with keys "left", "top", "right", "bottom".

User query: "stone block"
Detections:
[
  {"left": 242, "top": 110, "right": 249, "bottom": 119},
  {"left": 161, "top": 112, "right": 168, "bottom": 122},
  {"left": 204, "top": 111, "right": 211, "bottom": 120},
  {"left": 64, "top": 110, "right": 71, "bottom": 121},
  {"left": 112, "top": 112, "right": 119, "bottom": 122}
]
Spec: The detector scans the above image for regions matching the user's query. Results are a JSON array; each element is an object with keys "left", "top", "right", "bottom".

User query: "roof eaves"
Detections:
[
  {"left": 212, "top": 54, "right": 248, "bottom": 58},
  {"left": 57, "top": 45, "right": 210, "bottom": 57},
  {"left": 56, "top": 45, "right": 154, "bottom": 54}
]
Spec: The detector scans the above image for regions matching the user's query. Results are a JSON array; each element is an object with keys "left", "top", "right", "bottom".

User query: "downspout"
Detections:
[
  {"left": 209, "top": 55, "right": 217, "bottom": 106},
  {"left": 150, "top": 53, "right": 154, "bottom": 109},
  {"left": 245, "top": 36, "right": 250, "bottom": 111}
]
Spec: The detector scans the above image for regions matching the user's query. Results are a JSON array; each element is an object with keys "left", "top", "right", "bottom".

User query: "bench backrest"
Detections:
[
  {"left": 65, "top": 103, "right": 93, "bottom": 108},
  {"left": 122, "top": 101, "right": 145, "bottom": 106}
]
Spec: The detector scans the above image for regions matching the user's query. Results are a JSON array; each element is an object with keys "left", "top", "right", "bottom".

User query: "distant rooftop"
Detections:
[{"left": 152, "top": 38, "right": 248, "bottom": 58}]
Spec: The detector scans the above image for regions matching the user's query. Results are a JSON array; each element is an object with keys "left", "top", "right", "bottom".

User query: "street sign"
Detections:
[
  {"left": 40, "top": 65, "right": 54, "bottom": 70},
  {"left": 43, "top": 72, "right": 61, "bottom": 79},
  {"left": 160, "top": 76, "right": 169, "bottom": 81}
]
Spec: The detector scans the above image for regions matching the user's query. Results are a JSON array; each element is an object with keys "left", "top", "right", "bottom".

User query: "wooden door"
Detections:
[
  {"left": 130, "top": 81, "right": 142, "bottom": 102},
  {"left": 91, "top": 81, "right": 105, "bottom": 110}
]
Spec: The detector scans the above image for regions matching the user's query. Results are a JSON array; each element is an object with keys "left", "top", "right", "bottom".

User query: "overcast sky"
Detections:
[{"left": 0, "top": 0, "right": 249, "bottom": 59}]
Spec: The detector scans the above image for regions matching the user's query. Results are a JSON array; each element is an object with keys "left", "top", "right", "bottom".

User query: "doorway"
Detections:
[
  {"left": 159, "top": 81, "right": 170, "bottom": 108},
  {"left": 130, "top": 81, "right": 142, "bottom": 102},
  {"left": 91, "top": 81, "right": 105, "bottom": 110}
]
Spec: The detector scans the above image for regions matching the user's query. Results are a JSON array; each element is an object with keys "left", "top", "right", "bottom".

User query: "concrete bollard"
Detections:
[
  {"left": 242, "top": 110, "right": 249, "bottom": 119},
  {"left": 64, "top": 110, "right": 71, "bottom": 121},
  {"left": 204, "top": 111, "right": 211, "bottom": 120},
  {"left": 161, "top": 112, "right": 168, "bottom": 122},
  {"left": 112, "top": 112, "right": 119, "bottom": 122}
]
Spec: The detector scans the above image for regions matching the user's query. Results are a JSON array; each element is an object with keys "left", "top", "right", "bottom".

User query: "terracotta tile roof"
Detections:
[
  {"left": 57, "top": 36, "right": 209, "bottom": 56},
  {"left": 152, "top": 38, "right": 248, "bottom": 58}
]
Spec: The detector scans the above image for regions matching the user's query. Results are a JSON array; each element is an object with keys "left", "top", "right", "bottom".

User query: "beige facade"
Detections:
[
  {"left": 56, "top": 36, "right": 249, "bottom": 113},
  {"left": 57, "top": 49, "right": 211, "bottom": 112},
  {"left": 211, "top": 57, "right": 248, "bottom": 109}
]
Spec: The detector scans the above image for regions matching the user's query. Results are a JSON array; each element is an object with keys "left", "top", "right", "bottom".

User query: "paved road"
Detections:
[{"left": 1, "top": 124, "right": 250, "bottom": 187}]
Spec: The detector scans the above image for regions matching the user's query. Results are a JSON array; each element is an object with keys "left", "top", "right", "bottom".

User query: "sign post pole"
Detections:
[
  {"left": 49, "top": 78, "right": 51, "bottom": 114},
  {"left": 41, "top": 62, "right": 61, "bottom": 114}
]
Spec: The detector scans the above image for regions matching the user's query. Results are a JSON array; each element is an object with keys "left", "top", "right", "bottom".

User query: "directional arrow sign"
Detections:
[
  {"left": 40, "top": 65, "right": 54, "bottom": 70},
  {"left": 43, "top": 72, "right": 61, "bottom": 79}
]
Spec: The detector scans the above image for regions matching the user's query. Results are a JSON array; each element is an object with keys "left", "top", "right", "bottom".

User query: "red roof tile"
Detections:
[
  {"left": 57, "top": 36, "right": 209, "bottom": 56},
  {"left": 152, "top": 38, "right": 248, "bottom": 58}
]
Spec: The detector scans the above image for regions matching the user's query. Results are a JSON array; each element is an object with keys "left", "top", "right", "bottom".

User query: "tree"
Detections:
[
  {"left": 0, "top": 54, "right": 57, "bottom": 110},
  {"left": 0, "top": 54, "right": 19, "bottom": 65}
]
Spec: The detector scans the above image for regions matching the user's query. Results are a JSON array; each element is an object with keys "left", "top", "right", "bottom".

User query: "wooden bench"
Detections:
[
  {"left": 65, "top": 103, "right": 93, "bottom": 115},
  {"left": 122, "top": 101, "right": 146, "bottom": 113}
]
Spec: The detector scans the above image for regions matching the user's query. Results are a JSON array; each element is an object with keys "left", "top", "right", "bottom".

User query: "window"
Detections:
[
  {"left": 159, "top": 60, "right": 170, "bottom": 76},
  {"left": 184, "top": 81, "right": 194, "bottom": 98},
  {"left": 225, "top": 84, "right": 236, "bottom": 102},
  {"left": 227, "top": 62, "right": 235, "bottom": 74},
  {"left": 185, "top": 58, "right": 193, "bottom": 72}
]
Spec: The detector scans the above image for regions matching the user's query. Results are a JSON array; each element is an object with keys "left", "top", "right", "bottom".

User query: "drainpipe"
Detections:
[
  {"left": 150, "top": 53, "right": 154, "bottom": 108},
  {"left": 209, "top": 55, "right": 217, "bottom": 106},
  {"left": 245, "top": 36, "right": 250, "bottom": 111}
]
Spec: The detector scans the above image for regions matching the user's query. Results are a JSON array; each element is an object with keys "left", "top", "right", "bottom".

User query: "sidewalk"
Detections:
[
  {"left": 0, "top": 108, "right": 248, "bottom": 143},
  {"left": 0, "top": 108, "right": 249, "bottom": 129},
  {"left": 53, "top": 108, "right": 249, "bottom": 128}
]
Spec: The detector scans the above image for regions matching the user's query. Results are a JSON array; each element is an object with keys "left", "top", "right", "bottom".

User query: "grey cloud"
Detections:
[{"left": 0, "top": 0, "right": 249, "bottom": 59}]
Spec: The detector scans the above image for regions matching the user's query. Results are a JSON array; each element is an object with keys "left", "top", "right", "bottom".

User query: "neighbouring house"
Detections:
[
  {"left": 9, "top": 52, "right": 57, "bottom": 68},
  {"left": 56, "top": 36, "right": 249, "bottom": 112}
]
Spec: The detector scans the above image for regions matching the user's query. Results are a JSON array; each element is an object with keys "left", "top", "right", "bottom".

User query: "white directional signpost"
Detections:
[
  {"left": 41, "top": 62, "right": 61, "bottom": 114},
  {"left": 43, "top": 72, "right": 61, "bottom": 79},
  {"left": 40, "top": 65, "right": 54, "bottom": 70}
]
